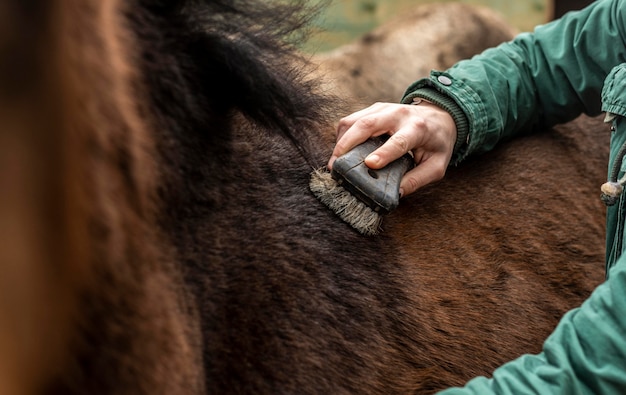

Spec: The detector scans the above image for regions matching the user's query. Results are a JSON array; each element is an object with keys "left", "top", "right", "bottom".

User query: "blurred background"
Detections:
[{"left": 304, "top": 0, "right": 593, "bottom": 52}]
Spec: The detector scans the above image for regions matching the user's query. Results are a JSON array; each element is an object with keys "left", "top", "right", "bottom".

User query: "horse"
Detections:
[
  {"left": 309, "top": 2, "right": 517, "bottom": 110},
  {"left": 0, "top": 0, "right": 607, "bottom": 394}
]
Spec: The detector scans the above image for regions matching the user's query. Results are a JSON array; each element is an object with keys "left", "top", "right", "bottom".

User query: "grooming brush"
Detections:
[{"left": 310, "top": 136, "right": 414, "bottom": 235}]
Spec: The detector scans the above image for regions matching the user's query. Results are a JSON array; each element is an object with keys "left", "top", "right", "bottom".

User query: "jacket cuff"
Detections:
[{"left": 401, "top": 87, "right": 469, "bottom": 165}]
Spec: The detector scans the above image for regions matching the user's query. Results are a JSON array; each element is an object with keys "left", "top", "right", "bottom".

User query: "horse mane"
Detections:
[
  {"left": 26, "top": 1, "right": 341, "bottom": 392},
  {"left": 132, "top": 0, "right": 335, "bottom": 163}
]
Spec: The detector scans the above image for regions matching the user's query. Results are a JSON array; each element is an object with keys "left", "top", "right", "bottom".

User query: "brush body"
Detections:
[
  {"left": 310, "top": 137, "right": 413, "bottom": 235},
  {"left": 332, "top": 137, "right": 414, "bottom": 214}
]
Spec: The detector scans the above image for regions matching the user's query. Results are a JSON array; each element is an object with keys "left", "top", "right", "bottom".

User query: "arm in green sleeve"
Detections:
[
  {"left": 437, "top": 254, "right": 626, "bottom": 395},
  {"left": 403, "top": 0, "right": 626, "bottom": 163}
]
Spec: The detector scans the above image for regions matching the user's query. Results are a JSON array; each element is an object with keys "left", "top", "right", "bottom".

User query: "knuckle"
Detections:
[
  {"left": 432, "top": 166, "right": 446, "bottom": 181},
  {"left": 333, "top": 139, "right": 350, "bottom": 153},
  {"left": 388, "top": 133, "right": 410, "bottom": 153},
  {"left": 404, "top": 175, "right": 421, "bottom": 194},
  {"left": 392, "top": 103, "right": 407, "bottom": 111},
  {"left": 432, "top": 157, "right": 449, "bottom": 179},
  {"left": 354, "top": 116, "right": 378, "bottom": 130},
  {"left": 411, "top": 117, "right": 427, "bottom": 130},
  {"left": 337, "top": 117, "right": 352, "bottom": 131}
]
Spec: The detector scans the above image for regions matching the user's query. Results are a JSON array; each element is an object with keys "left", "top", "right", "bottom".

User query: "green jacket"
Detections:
[{"left": 401, "top": 0, "right": 626, "bottom": 393}]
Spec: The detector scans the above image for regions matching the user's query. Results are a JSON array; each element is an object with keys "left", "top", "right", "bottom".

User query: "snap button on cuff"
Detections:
[{"left": 437, "top": 75, "right": 452, "bottom": 86}]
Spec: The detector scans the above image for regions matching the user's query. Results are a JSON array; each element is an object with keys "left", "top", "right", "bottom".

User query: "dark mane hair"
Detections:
[{"left": 132, "top": 0, "right": 335, "bottom": 165}]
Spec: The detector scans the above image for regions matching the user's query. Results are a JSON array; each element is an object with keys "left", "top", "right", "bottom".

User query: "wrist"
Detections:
[{"left": 402, "top": 88, "right": 469, "bottom": 164}]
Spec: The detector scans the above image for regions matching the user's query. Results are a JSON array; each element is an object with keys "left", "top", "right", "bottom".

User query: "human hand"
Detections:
[{"left": 328, "top": 101, "right": 458, "bottom": 197}]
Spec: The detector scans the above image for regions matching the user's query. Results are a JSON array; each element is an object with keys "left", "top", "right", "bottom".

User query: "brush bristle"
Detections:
[{"left": 309, "top": 168, "right": 383, "bottom": 236}]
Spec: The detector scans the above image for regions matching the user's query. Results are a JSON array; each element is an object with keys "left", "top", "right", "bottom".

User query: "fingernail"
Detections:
[
  {"left": 328, "top": 156, "right": 337, "bottom": 169},
  {"left": 399, "top": 188, "right": 404, "bottom": 198},
  {"left": 365, "top": 154, "right": 380, "bottom": 166}
]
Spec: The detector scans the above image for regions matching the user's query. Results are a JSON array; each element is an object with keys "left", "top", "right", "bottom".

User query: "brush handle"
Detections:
[{"left": 331, "top": 136, "right": 414, "bottom": 215}]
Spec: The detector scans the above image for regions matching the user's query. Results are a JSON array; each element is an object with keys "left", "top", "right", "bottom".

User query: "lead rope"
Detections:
[{"left": 601, "top": 138, "right": 626, "bottom": 206}]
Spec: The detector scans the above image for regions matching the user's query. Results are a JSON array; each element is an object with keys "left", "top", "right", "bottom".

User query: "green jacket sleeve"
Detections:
[
  {"left": 402, "top": 0, "right": 626, "bottom": 164},
  {"left": 438, "top": 253, "right": 626, "bottom": 395}
]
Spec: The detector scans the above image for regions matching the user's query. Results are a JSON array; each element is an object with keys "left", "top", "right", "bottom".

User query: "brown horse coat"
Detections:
[{"left": 0, "top": 1, "right": 607, "bottom": 394}]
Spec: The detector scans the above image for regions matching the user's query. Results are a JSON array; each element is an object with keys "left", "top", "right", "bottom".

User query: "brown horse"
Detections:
[
  {"left": 0, "top": 1, "right": 607, "bottom": 394},
  {"left": 310, "top": 3, "right": 516, "bottom": 110}
]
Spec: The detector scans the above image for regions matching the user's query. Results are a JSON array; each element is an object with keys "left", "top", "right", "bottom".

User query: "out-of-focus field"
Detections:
[{"left": 304, "top": 0, "right": 547, "bottom": 52}]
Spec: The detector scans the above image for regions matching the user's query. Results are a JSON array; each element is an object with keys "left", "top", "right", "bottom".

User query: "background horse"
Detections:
[
  {"left": 0, "top": 0, "right": 607, "bottom": 394},
  {"left": 310, "top": 3, "right": 516, "bottom": 109}
]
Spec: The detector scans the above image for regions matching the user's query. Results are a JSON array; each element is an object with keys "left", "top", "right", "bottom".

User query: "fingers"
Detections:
[
  {"left": 328, "top": 103, "right": 395, "bottom": 169},
  {"left": 328, "top": 103, "right": 410, "bottom": 169},
  {"left": 327, "top": 102, "right": 456, "bottom": 197},
  {"left": 335, "top": 102, "right": 387, "bottom": 141},
  {"left": 399, "top": 155, "right": 448, "bottom": 197},
  {"left": 364, "top": 128, "right": 418, "bottom": 169}
]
